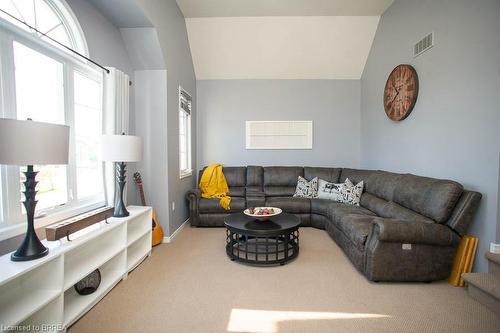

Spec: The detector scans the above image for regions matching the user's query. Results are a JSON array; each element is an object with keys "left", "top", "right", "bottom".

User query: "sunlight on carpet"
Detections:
[{"left": 227, "top": 308, "right": 390, "bottom": 333}]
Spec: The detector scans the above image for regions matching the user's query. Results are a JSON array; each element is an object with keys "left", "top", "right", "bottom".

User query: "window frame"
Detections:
[
  {"left": 178, "top": 86, "right": 192, "bottom": 179},
  {"left": 0, "top": 9, "right": 105, "bottom": 241}
]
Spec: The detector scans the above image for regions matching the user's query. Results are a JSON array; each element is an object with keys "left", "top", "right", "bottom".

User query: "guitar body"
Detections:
[
  {"left": 134, "top": 172, "right": 164, "bottom": 247},
  {"left": 151, "top": 209, "right": 163, "bottom": 246}
]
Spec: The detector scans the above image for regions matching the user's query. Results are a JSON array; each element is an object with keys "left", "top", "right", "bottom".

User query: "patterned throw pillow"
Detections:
[
  {"left": 339, "top": 178, "right": 364, "bottom": 206},
  {"left": 293, "top": 176, "right": 318, "bottom": 198},
  {"left": 316, "top": 179, "right": 343, "bottom": 201}
]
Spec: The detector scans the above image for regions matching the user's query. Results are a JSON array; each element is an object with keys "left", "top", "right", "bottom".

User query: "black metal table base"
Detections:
[{"left": 226, "top": 229, "right": 299, "bottom": 266}]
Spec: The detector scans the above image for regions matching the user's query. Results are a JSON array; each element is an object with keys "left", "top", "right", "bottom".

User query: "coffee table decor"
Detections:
[
  {"left": 224, "top": 212, "right": 300, "bottom": 266},
  {"left": 243, "top": 207, "right": 282, "bottom": 220}
]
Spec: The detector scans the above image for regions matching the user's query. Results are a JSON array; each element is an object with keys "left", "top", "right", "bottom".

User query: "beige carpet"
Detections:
[{"left": 69, "top": 227, "right": 500, "bottom": 333}]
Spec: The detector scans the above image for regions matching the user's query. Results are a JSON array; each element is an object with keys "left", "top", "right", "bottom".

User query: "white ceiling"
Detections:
[
  {"left": 176, "top": 0, "right": 394, "bottom": 17},
  {"left": 186, "top": 16, "right": 380, "bottom": 80}
]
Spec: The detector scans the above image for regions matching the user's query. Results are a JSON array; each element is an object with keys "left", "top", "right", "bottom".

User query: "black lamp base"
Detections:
[
  {"left": 11, "top": 165, "right": 49, "bottom": 262},
  {"left": 11, "top": 236, "right": 49, "bottom": 261},
  {"left": 113, "top": 203, "right": 129, "bottom": 218},
  {"left": 113, "top": 162, "right": 129, "bottom": 218}
]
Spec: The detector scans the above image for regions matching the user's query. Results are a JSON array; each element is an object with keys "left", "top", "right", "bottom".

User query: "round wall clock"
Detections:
[{"left": 383, "top": 64, "right": 419, "bottom": 121}]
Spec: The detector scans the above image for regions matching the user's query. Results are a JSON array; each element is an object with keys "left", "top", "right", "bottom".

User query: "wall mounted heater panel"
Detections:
[{"left": 246, "top": 120, "right": 313, "bottom": 150}]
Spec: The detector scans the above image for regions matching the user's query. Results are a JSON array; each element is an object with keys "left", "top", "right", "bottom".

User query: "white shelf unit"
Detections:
[
  {"left": 63, "top": 222, "right": 126, "bottom": 290},
  {"left": 127, "top": 232, "right": 151, "bottom": 271},
  {"left": 19, "top": 295, "right": 64, "bottom": 333},
  {"left": 63, "top": 250, "right": 126, "bottom": 327},
  {"left": 0, "top": 206, "right": 152, "bottom": 332}
]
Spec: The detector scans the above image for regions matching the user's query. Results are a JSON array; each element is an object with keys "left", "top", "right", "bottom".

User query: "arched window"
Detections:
[
  {"left": 0, "top": 0, "right": 87, "bottom": 55},
  {"left": 0, "top": 0, "right": 105, "bottom": 238}
]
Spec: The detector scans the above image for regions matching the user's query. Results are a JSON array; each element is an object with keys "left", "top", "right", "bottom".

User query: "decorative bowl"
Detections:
[{"left": 244, "top": 207, "right": 282, "bottom": 220}]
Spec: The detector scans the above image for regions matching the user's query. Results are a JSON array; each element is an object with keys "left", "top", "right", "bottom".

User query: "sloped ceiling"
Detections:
[
  {"left": 186, "top": 16, "right": 380, "bottom": 80},
  {"left": 178, "top": 0, "right": 392, "bottom": 79}
]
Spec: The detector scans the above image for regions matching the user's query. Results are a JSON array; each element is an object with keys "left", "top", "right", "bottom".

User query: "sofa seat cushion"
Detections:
[
  {"left": 265, "top": 197, "right": 311, "bottom": 214},
  {"left": 199, "top": 197, "right": 246, "bottom": 213},
  {"left": 311, "top": 199, "right": 375, "bottom": 220},
  {"left": 311, "top": 199, "right": 340, "bottom": 216},
  {"left": 329, "top": 204, "right": 376, "bottom": 223},
  {"left": 339, "top": 214, "right": 377, "bottom": 250}
]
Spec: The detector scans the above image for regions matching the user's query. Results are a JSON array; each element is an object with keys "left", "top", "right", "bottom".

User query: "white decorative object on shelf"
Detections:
[
  {"left": 491, "top": 242, "right": 500, "bottom": 254},
  {"left": 0, "top": 206, "right": 152, "bottom": 332}
]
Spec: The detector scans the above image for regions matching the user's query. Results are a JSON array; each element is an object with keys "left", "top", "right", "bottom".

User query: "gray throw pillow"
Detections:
[
  {"left": 316, "top": 179, "right": 343, "bottom": 201},
  {"left": 293, "top": 176, "right": 318, "bottom": 198}
]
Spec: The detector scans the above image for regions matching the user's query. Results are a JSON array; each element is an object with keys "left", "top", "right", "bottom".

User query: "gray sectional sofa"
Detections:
[{"left": 186, "top": 166, "right": 481, "bottom": 282}]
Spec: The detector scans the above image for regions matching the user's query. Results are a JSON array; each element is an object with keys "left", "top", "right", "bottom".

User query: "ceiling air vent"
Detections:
[{"left": 414, "top": 32, "right": 434, "bottom": 57}]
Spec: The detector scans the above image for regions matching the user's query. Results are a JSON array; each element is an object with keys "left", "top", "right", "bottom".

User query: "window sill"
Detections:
[
  {"left": 0, "top": 199, "right": 106, "bottom": 242},
  {"left": 180, "top": 170, "right": 193, "bottom": 179}
]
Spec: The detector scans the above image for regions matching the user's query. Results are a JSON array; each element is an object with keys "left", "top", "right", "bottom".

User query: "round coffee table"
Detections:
[{"left": 224, "top": 212, "right": 300, "bottom": 266}]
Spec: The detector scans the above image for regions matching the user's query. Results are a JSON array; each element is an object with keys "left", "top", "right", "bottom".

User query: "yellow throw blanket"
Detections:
[{"left": 199, "top": 163, "right": 231, "bottom": 210}]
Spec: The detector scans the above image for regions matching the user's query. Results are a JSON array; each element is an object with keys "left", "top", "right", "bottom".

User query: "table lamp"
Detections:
[
  {"left": 0, "top": 118, "right": 69, "bottom": 261},
  {"left": 101, "top": 134, "right": 143, "bottom": 218}
]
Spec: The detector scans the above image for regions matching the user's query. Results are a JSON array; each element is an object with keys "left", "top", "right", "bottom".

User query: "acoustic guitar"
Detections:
[{"left": 133, "top": 172, "right": 164, "bottom": 246}]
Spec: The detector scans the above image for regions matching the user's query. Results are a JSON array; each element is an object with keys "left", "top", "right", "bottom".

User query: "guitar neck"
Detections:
[{"left": 137, "top": 183, "right": 147, "bottom": 206}]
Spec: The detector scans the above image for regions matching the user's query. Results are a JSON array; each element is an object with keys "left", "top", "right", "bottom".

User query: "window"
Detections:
[
  {"left": 0, "top": 1, "right": 105, "bottom": 239},
  {"left": 13, "top": 41, "right": 67, "bottom": 212},
  {"left": 0, "top": 0, "right": 87, "bottom": 54},
  {"left": 179, "top": 87, "right": 192, "bottom": 179},
  {"left": 74, "top": 71, "right": 103, "bottom": 199}
]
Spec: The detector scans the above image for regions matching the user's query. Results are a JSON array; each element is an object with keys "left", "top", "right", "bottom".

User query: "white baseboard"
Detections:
[{"left": 162, "top": 218, "right": 189, "bottom": 243}]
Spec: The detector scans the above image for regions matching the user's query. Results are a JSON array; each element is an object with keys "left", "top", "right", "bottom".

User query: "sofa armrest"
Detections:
[
  {"left": 372, "top": 218, "right": 460, "bottom": 247},
  {"left": 186, "top": 188, "right": 201, "bottom": 200},
  {"left": 186, "top": 189, "right": 201, "bottom": 226}
]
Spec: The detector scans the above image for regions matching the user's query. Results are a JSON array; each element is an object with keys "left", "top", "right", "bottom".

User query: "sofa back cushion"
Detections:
[
  {"left": 381, "top": 201, "right": 434, "bottom": 223},
  {"left": 340, "top": 168, "right": 376, "bottom": 184},
  {"left": 246, "top": 166, "right": 264, "bottom": 193},
  {"left": 393, "top": 174, "right": 463, "bottom": 223},
  {"left": 264, "top": 166, "right": 303, "bottom": 197},
  {"left": 364, "top": 171, "right": 403, "bottom": 202},
  {"left": 348, "top": 169, "right": 463, "bottom": 223},
  {"left": 198, "top": 166, "right": 247, "bottom": 197},
  {"left": 360, "top": 192, "right": 388, "bottom": 216},
  {"left": 223, "top": 167, "right": 247, "bottom": 197},
  {"left": 304, "top": 167, "right": 341, "bottom": 183}
]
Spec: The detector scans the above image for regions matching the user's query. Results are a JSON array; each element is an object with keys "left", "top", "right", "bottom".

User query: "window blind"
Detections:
[{"left": 180, "top": 89, "right": 192, "bottom": 115}]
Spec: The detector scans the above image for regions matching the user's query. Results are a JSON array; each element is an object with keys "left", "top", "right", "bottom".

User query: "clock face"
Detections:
[{"left": 383, "top": 64, "right": 419, "bottom": 121}]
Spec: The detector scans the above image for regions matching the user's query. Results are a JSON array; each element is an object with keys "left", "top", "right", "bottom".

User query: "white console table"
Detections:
[{"left": 0, "top": 206, "right": 152, "bottom": 332}]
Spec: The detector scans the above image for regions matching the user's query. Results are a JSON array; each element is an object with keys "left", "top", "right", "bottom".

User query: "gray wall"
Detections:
[
  {"left": 498, "top": 152, "right": 500, "bottom": 243},
  {"left": 136, "top": 0, "right": 197, "bottom": 236},
  {"left": 66, "top": 0, "right": 134, "bottom": 76},
  {"left": 134, "top": 70, "right": 169, "bottom": 234},
  {"left": 197, "top": 80, "right": 360, "bottom": 171},
  {"left": 360, "top": 0, "right": 500, "bottom": 271}
]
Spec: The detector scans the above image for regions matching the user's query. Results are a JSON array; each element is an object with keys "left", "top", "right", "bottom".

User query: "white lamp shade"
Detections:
[
  {"left": 101, "top": 134, "right": 143, "bottom": 162},
  {"left": 0, "top": 118, "right": 69, "bottom": 166}
]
